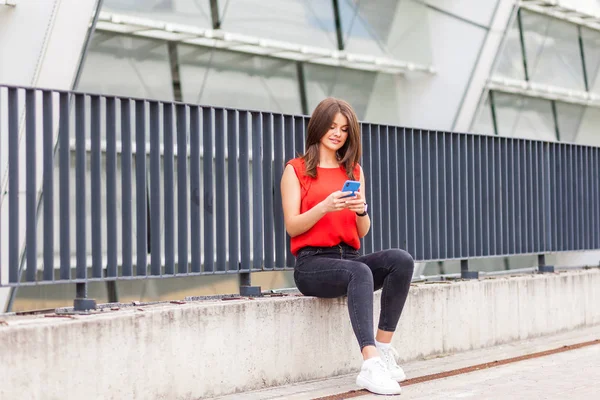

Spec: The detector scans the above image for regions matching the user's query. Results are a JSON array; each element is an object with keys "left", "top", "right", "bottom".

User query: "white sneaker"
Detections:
[
  {"left": 378, "top": 345, "right": 407, "bottom": 381},
  {"left": 356, "top": 357, "right": 402, "bottom": 395}
]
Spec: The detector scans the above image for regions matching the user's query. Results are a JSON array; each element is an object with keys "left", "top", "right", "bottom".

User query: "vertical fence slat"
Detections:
[
  {"left": 121, "top": 100, "right": 133, "bottom": 277},
  {"left": 203, "top": 108, "right": 214, "bottom": 272},
  {"left": 25, "top": 90, "right": 36, "bottom": 282},
  {"left": 381, "top": 126, "right": 391, "bottom": 251},
  {"left": 592, "top": 148, "right": 600, "bottom": 248},
  {"left": 473, "top": 135, "right": 481, "bottom": 257},
  {"left": 580, "top": 146, "right": 585, "bottom": 250},
  {"left": 533, "top": 140, "right": 540, "bottom": 253},
  {"left": 426, "top": 131, "right": 435, "bottom": 260},
  {"left": 283, "top": 116, "right": 294, "bottom": 268},
  {"left": 574, "top": 145, "right": 579, "bottom": 250},
  {"left": 190, "top": 106, "right": 201, "bottom": 273},
  {"left": 389, "top": 127, "right": 399, "bottom": 250},
  {"left": 105, "top": 97, "right": 117, "bottom": 278},
  {"left": 215, "top": 108, "right": 226, "bottom": 271},
  {"left": 164, "top": 103, "right": 175, "bottom": 274},
  {"left": 58, "top": 92, "right": 71, "bottom": 280},
  {"left": 149, "top": 101, "right": 161, "bottom": 276},
  {"left": 497, "top": 137, "right": 511, "bottom": 254},
  {"left": 437, "top": 132, "right": 446, "bottom": 259},
  {"left": 541, "top": 141, "right": 549, "bottom": 252},
  {"left": 42, "top": 91, "right": 54, "bottom": 281},
  {"left": 483, "top": 136, "right": 491, "bottom": 256},
  {"left": 90, "top": 95, "right": 102, "bottom": 279},
  {"left": 239, "top": 111, "right": 251, "bottom": 271},
  {"left": 227, "top": 110, "right": 239, "bottom": 272},
  {"left": 444, "top": 132, "right": 453, "bottom": 259},
  {"left": 553, "top": 143, "right": 560, "bottom": 251},
  {"left": 563, "top": 143, "right": 568, "bottom": 252},
  {"left": 494, "top": 137, "right": 502, "bottom": 256},
  {"left": 516, "top": 139, "right": 523, "bottom": 255},
  {"left": 177, "top": 104, "right": 188, "bottom": 274},
  {"left": 8, "top": 88, "right": 18, "bottom": 283},
  {"left": 417, "top": 130, "right": 427, "bottom": 260},
  {"left": 451, "top": 133, "right": 461, "bottom": 258},
  {"left": 460, "top": 134, "right": 469, "bottom": 259},
  {"left": 523, "top": 140, "right": 529, "bottom": 254},
  {"left": 362, "top": 124, "right": 373, "bottom": 254},
  {"left": 372, "top": 125, "right": 382, "bottom": 253},
  {"left": 75, "top": 94, "right": 87, "bottom": 280},
  {"left": 135, "top": 100, "right": 147, "bottom": 276},
  {"left": 251, "top": 112, "right": 263, "bottom": 270},
  {"left": 263, "top": 113, "right": 274, "bottom": 270},
  {"left": 273, "top": 114, "right": 285, "bottom": 269},
  {"left": 119, "top": 100, "right": 132, "bottom": 276},
  {"left": 405, "top": 129, "right": 416, "bottom": 258}
]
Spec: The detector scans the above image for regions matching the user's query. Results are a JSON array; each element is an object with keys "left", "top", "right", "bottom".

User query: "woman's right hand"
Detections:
[{"left": 320, "top": 191, "right": 355, "bottom": 214}]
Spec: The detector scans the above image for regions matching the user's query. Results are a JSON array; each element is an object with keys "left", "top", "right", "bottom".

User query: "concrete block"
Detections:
[{"left": 1, "top": 269, "right": 599, "bottom": 399}]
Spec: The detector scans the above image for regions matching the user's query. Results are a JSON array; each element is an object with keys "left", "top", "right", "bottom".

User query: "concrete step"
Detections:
[{"left": 209, "top": 325, "right": 600, "bottom": 400}]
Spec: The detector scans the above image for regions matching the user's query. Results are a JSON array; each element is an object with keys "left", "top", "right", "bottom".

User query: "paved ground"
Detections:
[{"left": 210, "top": 325, "right": 600, "bottom": 400}]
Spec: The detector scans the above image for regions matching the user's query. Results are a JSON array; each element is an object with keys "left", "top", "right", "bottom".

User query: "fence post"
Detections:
[
  {"left": 239, "top": 272, "right": 261, "bottom": 297},
  {"left": 460, "top": 259, "right": 479, "bottom": 279},
  {"left": 537, "top": 254, "right": 554, "bottom": 273},
  {"left": 74, "top": 282, "right": 96, "bottom": 311}
]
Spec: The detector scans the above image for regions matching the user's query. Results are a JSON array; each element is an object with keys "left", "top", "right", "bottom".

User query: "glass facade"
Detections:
[{"left": 473, "top": 7, "right": 600, "bottom": 146}]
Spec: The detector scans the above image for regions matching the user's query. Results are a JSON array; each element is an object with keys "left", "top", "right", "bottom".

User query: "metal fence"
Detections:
[{"left": 1, "top": 84, "right": 599, "bottom": 309}]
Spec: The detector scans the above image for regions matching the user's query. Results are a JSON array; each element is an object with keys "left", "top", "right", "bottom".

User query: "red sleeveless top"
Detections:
[{"left": 287, "top": 158, "right": 361, "bottom": 255}]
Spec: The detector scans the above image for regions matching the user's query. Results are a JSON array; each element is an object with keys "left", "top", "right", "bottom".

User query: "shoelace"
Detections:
[
  {"left": 371, "top": 358, "right": 389, "bottom": 375},
  {"left": 380, "top": 346, "right": 400, "bottom": 367}
]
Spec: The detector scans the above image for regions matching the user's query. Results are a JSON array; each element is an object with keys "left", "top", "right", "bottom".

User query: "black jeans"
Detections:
[{"left": 294, "top": 244, "right": 414, "bottom": 350}]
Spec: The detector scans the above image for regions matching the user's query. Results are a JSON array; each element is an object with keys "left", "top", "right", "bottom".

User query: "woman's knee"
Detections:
[{"left": 384, "top": 249, "right": 415, "bottom": 274}]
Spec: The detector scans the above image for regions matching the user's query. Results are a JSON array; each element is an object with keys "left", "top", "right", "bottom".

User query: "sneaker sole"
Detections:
[
  {"left": 356, "top": 375, "right": 402, "bottom": 395},
  {"left": 390, "top": 371, "right": 407, "bottom": 382}
]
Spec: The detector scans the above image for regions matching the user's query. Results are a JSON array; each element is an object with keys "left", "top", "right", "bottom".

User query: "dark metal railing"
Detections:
[{"left": 0, "top": 84, "right": 599, "bottom": 310}]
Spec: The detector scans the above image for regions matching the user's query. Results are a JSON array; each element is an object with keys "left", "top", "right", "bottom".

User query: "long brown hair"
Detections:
[{"left": 302, "top": 97, "right": 361, "bottom": 179}]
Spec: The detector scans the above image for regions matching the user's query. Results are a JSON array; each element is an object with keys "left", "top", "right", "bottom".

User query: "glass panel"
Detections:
[
  {"left": 581, "top": 27, "right": 600, "bottom": 93},
  {"left": 102, "top": 0, "right": 212, "bottom": 27},
  {"left": 303, "top": 63, "right": 376, "bottom": 120},
  {"left": 493, "top": 92, "right": 556, "bottom": 141},
  {"left": 572, "top": 107, "right": 600, "bottom": 145},
  {"left": 520, "top": 10, "right": 585, "bottom": 91},
  {"left": 423, "top": 0, "right": 499, "bottom": 28},
  {"left": 493, "top": 17, "right": 524, "bottom": 80},
  {"left": 554, "top": 101, "right": 585, "bottom": 143},
  {"left": 338, "top": 0, "right": 432, "bottom": 65},
  {"left": 77, "top": 33, "right": 174, "bottom": 101},
  {"left": 470, "top": 93, "right": 495, "bottom": 135},
  {"left": 219, "top": 0, "right": 338, "bottom": 49},
  {"left": 177, "top": 45, "right": 302, "bottom": 114}
]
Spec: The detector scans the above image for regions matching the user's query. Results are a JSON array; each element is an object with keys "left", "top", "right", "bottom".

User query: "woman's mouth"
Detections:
[{"left": 330, "top": 138, "right": 340, "bottom": 145}]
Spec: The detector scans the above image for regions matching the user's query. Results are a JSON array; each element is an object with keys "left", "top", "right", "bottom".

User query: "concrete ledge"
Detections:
[{"left": 1, "top": 269, "right": 600, "bottom": 399}]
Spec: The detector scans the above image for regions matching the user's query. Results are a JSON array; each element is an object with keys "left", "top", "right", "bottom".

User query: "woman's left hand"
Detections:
[{"left": 343, "top": 191, "right": 366, "bottom": 214}]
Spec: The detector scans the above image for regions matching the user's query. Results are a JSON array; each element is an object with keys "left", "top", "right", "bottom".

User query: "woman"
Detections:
[{"left": 280, "top": 97, "right": 414, "bottom": 396}]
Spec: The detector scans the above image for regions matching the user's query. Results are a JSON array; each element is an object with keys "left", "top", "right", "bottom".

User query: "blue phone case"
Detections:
[{"left": 341, "top": 180, "right": 360, "bottom": 198}]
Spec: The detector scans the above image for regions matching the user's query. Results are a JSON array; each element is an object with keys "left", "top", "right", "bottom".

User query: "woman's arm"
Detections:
[
  {"left": 280, "top": 164, "right": 348, "bottom": 237},
  {"left": 343, "top": 166, "right": 371, "bottom": 238}
]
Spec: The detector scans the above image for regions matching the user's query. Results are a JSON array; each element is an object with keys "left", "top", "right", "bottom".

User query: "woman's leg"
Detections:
[
  {"left": 294, "top": 252, "right": 404, "bottom": 395},
  {"left": 355, "top": 249, "right": 414, "bottom": 338},
  {"left": 294, "top": 256, "right": 377, "bottom": 353}
]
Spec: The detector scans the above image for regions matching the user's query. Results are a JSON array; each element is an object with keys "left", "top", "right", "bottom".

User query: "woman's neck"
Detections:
[{"left": 318, "top": 146, "right": 339, "bottom": 168}]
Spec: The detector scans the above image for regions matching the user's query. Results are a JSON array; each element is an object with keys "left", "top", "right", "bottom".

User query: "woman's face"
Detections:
[{"left": 319, "top": 112, "right": 349, "bottom": 153}]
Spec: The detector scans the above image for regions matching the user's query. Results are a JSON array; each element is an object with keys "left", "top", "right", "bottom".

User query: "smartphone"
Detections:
[{"left": 340, "top": 180, "right": 360, "bottom": 198}]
